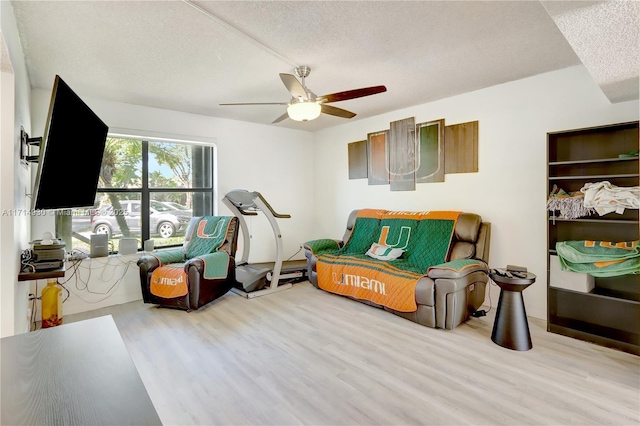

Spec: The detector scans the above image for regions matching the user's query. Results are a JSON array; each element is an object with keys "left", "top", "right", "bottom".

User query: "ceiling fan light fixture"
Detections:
[{"left": 287, "top": 101, "right": 321, "bottom": 122}]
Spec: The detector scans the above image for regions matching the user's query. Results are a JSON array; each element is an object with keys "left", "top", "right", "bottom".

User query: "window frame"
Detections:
[{"left": 60, "top": 128, "right": 217, "bottom": 252}]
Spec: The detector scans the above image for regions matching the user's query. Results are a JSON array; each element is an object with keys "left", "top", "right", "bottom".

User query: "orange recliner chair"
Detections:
[{"left": 137, "top": 216, "right": 239, "bottom": 311}]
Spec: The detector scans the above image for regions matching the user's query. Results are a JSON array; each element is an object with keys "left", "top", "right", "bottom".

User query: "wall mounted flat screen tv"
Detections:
[{"left": 32, "top": 75, "right": 108, "bottom": 211}]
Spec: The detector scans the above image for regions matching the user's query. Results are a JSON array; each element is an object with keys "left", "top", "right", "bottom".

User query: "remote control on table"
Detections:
[{"left": 491, "top": 268, "right": 527, "bottom": 279}]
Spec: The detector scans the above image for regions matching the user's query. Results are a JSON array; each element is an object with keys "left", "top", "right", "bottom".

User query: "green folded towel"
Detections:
[
  {"left": 619, "top": 149, "right": 639, "bottom": 158},
  {"left": 556, "top": 240, "right": 640, "bottom": 277}
]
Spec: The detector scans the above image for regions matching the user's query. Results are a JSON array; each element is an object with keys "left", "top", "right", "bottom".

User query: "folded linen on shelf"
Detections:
[
  {"left": 547, "top": 184, "right": 595, "bottom": 219},
  {"left": 581, "top": 181, "right": 640, "bottom": 215},
  {"left": 556, "top": 240, "right": 640, "bottom": 277}
]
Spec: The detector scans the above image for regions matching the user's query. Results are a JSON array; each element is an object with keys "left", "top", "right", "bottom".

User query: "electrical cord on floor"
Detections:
[
  {"left": 472, "top": 261, "right": 494, "bottom": 318},
  {"left": 484, "top": 279, "right": 495, "bottom": 315}
]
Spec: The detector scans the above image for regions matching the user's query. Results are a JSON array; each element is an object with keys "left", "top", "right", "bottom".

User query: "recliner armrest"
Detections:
[
  {"left": 152, "top": 248, "right": 186, "bottom": 266},
  {"left": 303, "top": 239, "right": 343, "bottom": 256},
  {"left": 427, "top": 259, "right": 488, "bottom": 280},
  {"left": 187, "top": 251, "right": 231, "bottom": 280},
  {"left": 428, "top": 259, "right": 489, "bottom": 329},
  {"left": 304, "top": 239, "right": 343, "bottom": 288},
  {"left": 137, "top": 255, "right": 160, "bottom": 273}
]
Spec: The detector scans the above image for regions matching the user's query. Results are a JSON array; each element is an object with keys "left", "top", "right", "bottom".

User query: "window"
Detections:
[{"left": 59, "top": 134, "right": 215, "bottom": 254}]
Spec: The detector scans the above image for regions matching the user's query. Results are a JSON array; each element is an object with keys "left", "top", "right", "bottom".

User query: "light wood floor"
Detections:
[{"left": 66, "top": 282, "right": 640, "bottom": 426}]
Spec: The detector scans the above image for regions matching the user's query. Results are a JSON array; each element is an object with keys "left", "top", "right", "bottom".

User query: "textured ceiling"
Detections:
[
  {"left": 9, "top": 1, "right": 638, "bottom": 132},
  {"left": 542, "top": 0, "right": 639, "bottom": 103}
]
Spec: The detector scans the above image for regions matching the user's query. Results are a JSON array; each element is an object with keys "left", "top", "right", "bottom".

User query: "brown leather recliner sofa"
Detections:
[
  {"left": 137, "top": 216, "right": 239, "bottom": 311},
  {"left": 304, "top": 209, "right": 491, "bottom": 329}
]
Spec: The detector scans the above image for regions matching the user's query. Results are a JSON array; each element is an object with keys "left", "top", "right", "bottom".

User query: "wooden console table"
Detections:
[{"left": 1, "top": 315, "right": 162, "bottom": 425}]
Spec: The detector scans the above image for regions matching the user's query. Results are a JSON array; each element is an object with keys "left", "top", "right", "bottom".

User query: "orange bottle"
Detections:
[{"left": 41, "top": 278, "right": 63, "bottom": 328}]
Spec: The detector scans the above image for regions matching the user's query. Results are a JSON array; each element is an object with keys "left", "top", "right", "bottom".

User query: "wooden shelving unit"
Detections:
[{"left": 547, "top": 121, "right": 639, "bottom": 355}]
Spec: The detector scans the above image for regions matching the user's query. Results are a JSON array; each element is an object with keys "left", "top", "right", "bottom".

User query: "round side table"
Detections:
[{"left": 489, "top": 271, "right": 536, "bottom": 351}]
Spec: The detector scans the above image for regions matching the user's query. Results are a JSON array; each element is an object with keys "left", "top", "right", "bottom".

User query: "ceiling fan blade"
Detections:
[
  {"left": 220, "top": 102, "right": 289, "bottom": 106},
  {"left": 272, "top": 112, "right": 289, "bottom": 124},
  {"left": 321, "top": 104, "right": 356, "bottom": 119},
  {"left": 280, "top": 73, "right": 308, "bottom": 100},
  {"left": 319, "top": 85, "right": 387, "bottom": 103}
]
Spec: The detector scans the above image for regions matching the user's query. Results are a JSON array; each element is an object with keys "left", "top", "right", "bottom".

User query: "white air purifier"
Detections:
[{"left": 119, "top": 238, "right": 138, "bottom": 255}]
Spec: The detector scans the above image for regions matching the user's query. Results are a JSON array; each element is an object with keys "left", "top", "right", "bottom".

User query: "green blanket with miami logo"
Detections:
[
  {"left": 316, "top": 209, "right": 461, "bottom": 312},
  {"left": 556, "top": 240, "right": 640, "bottom": 277},
  {"left": 150, "top": 216, "right": 233, "bottom": 298}
]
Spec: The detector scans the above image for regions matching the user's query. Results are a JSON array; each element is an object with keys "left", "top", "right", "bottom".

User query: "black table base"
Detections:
[
  {"left": 489, "top": 271, "right": 536, "bottom": 351},
  {"left": 492, "top": 289, "right": 532, "bottom": 350}
]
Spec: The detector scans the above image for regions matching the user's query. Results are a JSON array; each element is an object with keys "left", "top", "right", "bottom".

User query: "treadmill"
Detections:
[{"left": 222, "top": 189, "right": 308, "bottom": 298}]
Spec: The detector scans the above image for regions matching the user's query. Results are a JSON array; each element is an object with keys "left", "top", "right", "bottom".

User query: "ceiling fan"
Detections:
[{"left": 220, "top": 66, "right": 387, "bottom": 123}]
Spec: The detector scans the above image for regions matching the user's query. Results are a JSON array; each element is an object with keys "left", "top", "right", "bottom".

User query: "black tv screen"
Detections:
[{"left": 32, "top": 75, "right": 108, "bottom": 210}]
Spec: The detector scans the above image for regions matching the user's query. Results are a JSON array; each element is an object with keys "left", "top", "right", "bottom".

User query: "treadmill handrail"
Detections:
[
  {"left": 255, "top": 193, "right": 291, "bottom": 219},
  {"left": 224, "top": 189, "right": 291, "bottom": 219}
]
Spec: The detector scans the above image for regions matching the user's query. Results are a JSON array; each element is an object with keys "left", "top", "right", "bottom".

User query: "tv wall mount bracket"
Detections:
[{"left": 20, "top": 127, "right": 42, "bottom": 165}]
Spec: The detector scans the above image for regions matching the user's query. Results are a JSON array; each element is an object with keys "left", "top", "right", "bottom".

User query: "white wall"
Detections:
[
  {"left": 311, "top": 65, "right": 639, "bottom": 321},
  {"left": 1, "top": 68, "right": 17, "bottom": 336},
  {"left": 1, "top": 1, "right": 34, "bottom": 336},
  {"left": 29, "top": 89, "right": 315, "bottom": 315}
]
